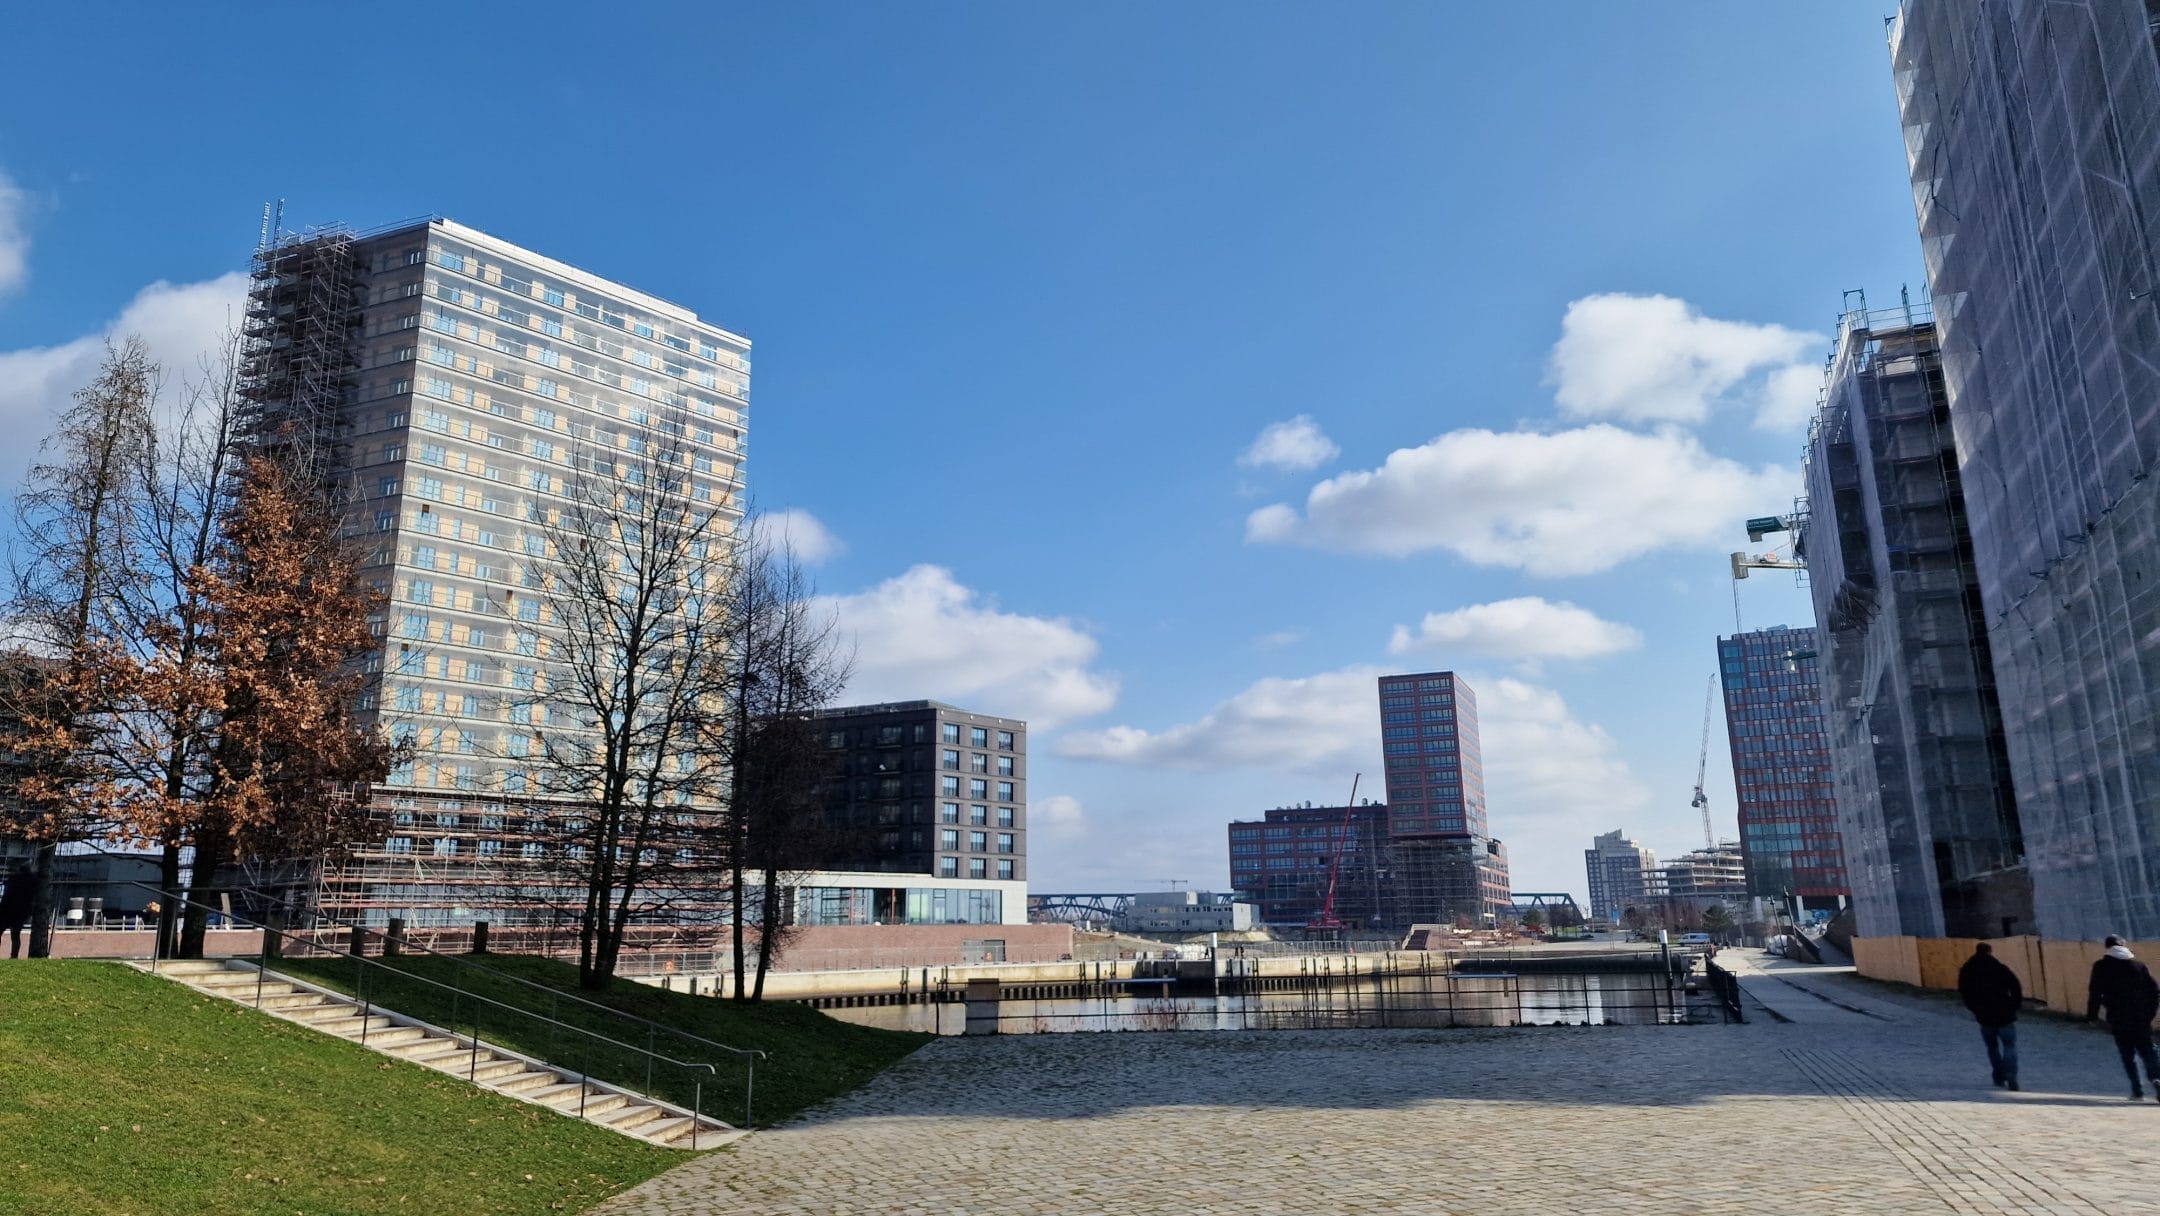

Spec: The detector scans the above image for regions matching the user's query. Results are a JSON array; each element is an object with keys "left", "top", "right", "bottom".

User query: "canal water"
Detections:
[{"left": 811, "top": 955, "right": 1704, "bottom": 1036}]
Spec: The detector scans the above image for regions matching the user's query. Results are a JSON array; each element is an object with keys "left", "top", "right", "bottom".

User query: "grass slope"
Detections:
[
  {"left": 278, "top": 953, "right": 928, "bottom": 1127},
  {"left": 0, "top": 961, "right": 680, "bottom": 1216}
]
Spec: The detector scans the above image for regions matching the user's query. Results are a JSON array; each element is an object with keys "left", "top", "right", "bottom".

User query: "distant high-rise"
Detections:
[
  {"left": 1583, "top": 830, "right": 1656, "bottom": 924},
  {"left": 1226, "top": 803, "right": 1389, "bottom": 927},
  {"left": 810, "top": 700, "right": 1028, "bottom": 887},
  {"left": 1377, "top": 671, "right": 1508, "bottom": 922},
  {"left": 1717, "top": 627, "right": 1848, "bottom": 918},
  {"left": 1892, "top": 2, "right": 2160, "bottom": 937},
  {"left": 1797, "top": 303, "right": 2023, "bottom": 938}
]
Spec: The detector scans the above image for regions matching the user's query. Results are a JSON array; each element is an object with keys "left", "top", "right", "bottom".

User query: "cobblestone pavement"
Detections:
[{"left": 596, "top": 954, "right": 2160, "bottom": 1216}]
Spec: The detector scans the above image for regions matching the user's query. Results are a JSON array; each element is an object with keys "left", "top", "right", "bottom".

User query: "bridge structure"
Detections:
[
  {"left": 1509, "top": 892, "right": 1586, "bottom": 923},
  {"left": 1027, "top": 893, "right": 1135, "bottom": 927}
]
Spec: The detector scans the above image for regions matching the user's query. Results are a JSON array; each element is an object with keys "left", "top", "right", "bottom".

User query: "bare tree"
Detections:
[
  {"left": 2, "top": 340, "right": 158, "bottom": 955},
  {"left": 534, "top": 419, "right": 737, "bottom": 991},
  {"left": 714, "top": 528, "right": 851, "bottom": 1001}
]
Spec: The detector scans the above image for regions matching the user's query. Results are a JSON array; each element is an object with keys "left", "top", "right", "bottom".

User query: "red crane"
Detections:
[{"left": 1308, "top": 773, "right": 1363, "bottom": 932}]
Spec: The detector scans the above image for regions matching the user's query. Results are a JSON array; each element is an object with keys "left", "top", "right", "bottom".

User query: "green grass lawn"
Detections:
[
  {"left": 0, "top": 960, "right": 683, "bottom": 1216},
  {"left": 277, "top": 952, "right": 928, "bottom": 1127}
]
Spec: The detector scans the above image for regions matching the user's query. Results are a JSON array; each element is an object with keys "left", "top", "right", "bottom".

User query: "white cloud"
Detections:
[
  {"left": 1055, "top": 662, "right": 1653, "bottom": 895},
  {"left": 1059, "top": 665, "right": 1382, "bottom": 773},
  {"left": 1477, "top": 677, "right": 1652, "bottom": 892},
  {"left": 1246, "top": 424, "right": 1792, "bottom": 576},
  {"left": 0, "top": 273, "right": 249, "bottom": 497},
  {"left": 1548, "top": 293, "right": 1823, "bottom": 425},
  {"left": 1254, "top": 630, "right": 1303, "bottom": 650},
  {"left": 819, "top": 565, "right": 1117, "bottom": 729},
  {"left": 1032, "top": 794, "right": 1088, "bottom": 842},
  {"left": 1754, "top": 361, "right": 1826, "bottom": 431},
  {"left": 1238, "top": 415, "right": 1340, "bottom": 472},
  {"left": 1388, "top": 597, "right": 1642, "bottom": 662},
  {"left": 748, "top": 507, "right": 845, "bottom": 565},
  {"left": 0, "top": 173, "right": 29, "bottom": 295}
]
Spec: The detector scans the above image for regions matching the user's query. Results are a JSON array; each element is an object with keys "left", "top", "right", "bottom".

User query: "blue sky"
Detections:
[{"left": 0, "top": 4, "right": 1919, "bottom": 899}]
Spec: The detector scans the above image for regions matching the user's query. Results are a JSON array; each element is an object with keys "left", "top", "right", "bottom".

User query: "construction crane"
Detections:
[
  {"left": 1691, "top": 675, "right": 1716, "bottom": 850},
  {"left": 1308, "top": 773, "right": 1362, "bottom": 932}
]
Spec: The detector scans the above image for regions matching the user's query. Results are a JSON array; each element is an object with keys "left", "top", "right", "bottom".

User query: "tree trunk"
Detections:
[
  {"left": 156, "top": 841, "right": 182, "bottom": 960},
  {"left": 751, "top": 864, "right": 785, "bottom": 1001},
  {"left": 25, "top": 841, "right": 56, "bottom": 958},
  {"left": 181, "top": 821, "right": 229, "bottom": 959}
]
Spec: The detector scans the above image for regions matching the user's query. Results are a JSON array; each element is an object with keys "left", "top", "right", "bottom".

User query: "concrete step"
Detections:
[
  {"left": 595, "top": 1102, "right": 665, "bottom": 1132},
  {"left": 470, "top": 1059, "right": 529, "bottom": 1083},
  {"left": 526, "top": 1081, "right": 597, "bottom": 1107},
  {"left": 639, "top": 1116, "right": 697, "bottom": 1145},
  {"left": 392, "top": 1039, "right": 475, "bottom": 1064},
  {"left": 259, "top": 992, "right": 335, "bottom": 1011},
  {"left": 309, "top": 1015, "right": 394, "bottom": 1038},
  {"left": 493, "top": 1069, "right": 566, "bottom": 1094},
  {"left": 284, "top": 1001, "right": 365, "bottom": 1022},
  {"left": 151, "top": 961, "right": 233, "bottom": 977},
  {"left": 353, "top": 1026, "right": 429, "bottom": 1048}
]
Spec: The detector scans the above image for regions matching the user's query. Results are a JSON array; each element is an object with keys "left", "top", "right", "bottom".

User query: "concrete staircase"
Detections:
[{"left": 138, "top": 959, "right": 739, "bottom": 1149}]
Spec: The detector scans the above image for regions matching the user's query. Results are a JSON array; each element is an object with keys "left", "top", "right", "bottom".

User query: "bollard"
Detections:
[
  {"left": 472, "top": 920, "right": 490, "bottom": 954},
  {"left": 348, "top": 923, "right": 367, "bottom": 958},
  {"left": 262, "top": 908, "right": 286, "bottom": 962},
  {"left": 385, "top": 916, "right": 406, "bottom": 957}
]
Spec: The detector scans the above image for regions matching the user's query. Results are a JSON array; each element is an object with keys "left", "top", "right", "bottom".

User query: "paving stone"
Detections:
[{"left": 595, "top": 956, "right": 2160, "bottom": 1215}]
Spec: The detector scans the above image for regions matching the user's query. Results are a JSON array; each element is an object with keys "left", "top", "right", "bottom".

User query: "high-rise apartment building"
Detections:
[
  {"left": 1583, "top": 830, "right": 1656, "bottom": 924},
  {"left": 1891, "top": 2, "right": 2160, "bottom": 937},
  {"left": 244, "top": 218, "right": 751, "bottom": 926},
  {"left": 1377, "top": 671, "right": 1509, "bottom": 922},
  {"left": 1717, "top": 627, "right": 1848, "bottom": 917},
  {"left": 811, "top": 701, "right": 1027, "bottom": 887},
  {"left": 1798, "top": 302, "right": 2023, "bottom": 938}
]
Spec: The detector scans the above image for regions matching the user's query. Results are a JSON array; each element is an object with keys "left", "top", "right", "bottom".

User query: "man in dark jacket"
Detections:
[
  {"left": 1958, "top": 942, "right": 2023, "bottom": 1090},
  {"left": 2087, "top": 935, "right": 2160, "bottom": 1101},
  {"left": 0, "top": 866, "right": 35, "bottom": 959}
]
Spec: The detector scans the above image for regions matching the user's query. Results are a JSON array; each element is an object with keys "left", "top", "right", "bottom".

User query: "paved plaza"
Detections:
[{"left": 598, "top": 956, "right": 2160, "bottom": 1216}]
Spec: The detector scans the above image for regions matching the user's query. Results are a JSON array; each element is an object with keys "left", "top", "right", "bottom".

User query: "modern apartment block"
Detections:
[
  {"left": 1645, "top": 842, "right": 1748, "bottom": 901},
  {"left": 1377, "top": 671, "right": 1510, "bottom": 922},
  {"left": 1798, "top": 303, "right": 2023, "bottom": 938},
  {"left": 1583, "top": 830, "right": 1657, "bottom": 924},
  {"left": 1891, "top": 2, "right": 2160, "bottom": 938},
  {"left": 1717, "top": 627, "right": 1849, "bottom": 918},
  {"left": 240, "top": 218, "right": 752, "bottom": 926},
  {"left": 812, "top": 701, "right": 1027, "bottom": 892},
  {"left": 1227, "top": 803, "right": 1389, "bottom": 927}
]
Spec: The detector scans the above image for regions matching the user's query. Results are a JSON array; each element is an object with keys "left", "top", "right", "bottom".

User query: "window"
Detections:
[
  {"left": 401, "top": 612, "right": 428, "bottom": 639},
  {"left": 997, "top": 860, "right": 1014, "bottom": 881},
  {"left": 379, "top": 478, "right": 400, "bottom": 498},
  {"left": 387, "top": 836, "right": 413, "bottom": 854},
  {"left": 969, "top": 753, "right": 988, "bottom": 773},
  {"left": 375, "top": 509, "right": 395, "bottom": 531},
  {"left": 940, "top": 802, "right": 960, "bottom": 824},
  {"left": 939, "top": 829, "right": 959, "bottom": 850},
  {"left": 425, "top": 377, "right": 453, "bottom": 400},
  {"left": 940, "top": 776, "right": 960, "bottom": 797},
  {"left": 996, "top": 755, "right": 1015, "bottom": 777},
  {"left": 518, "top": 599, "right": 541, "bottom": 622},
  {"left": 541, "top": 317, "right": 562, "bottom": 337},
  {"left": 939, "top": 857, "right": 959, "bottom": 878},
  {"left": 968, "top": 779, "right": 988, "bottom": 799},
  {"left": 970, "top": 805, "right": 988, "bottom": 825},
  {"left": 941, "top": 749, "right": 960, "bottom": 771},
  {"left": 968, "top": 859, "right": 987, "bottom": 880},
  {"left": 543, "top": 286, "right": 564, "bottom": 308},
  {"left": 997, "top": 730, "right": 1015, "bottom": 751},
  {"left": 997, "top": 834, "right": 1015, "bottom": 854},
  {"left": 413, "top": 545, "right": 437, "bottom": 570},
  {"left": 997, "top": 781, "right": 1016, "bottom": 802},
  {"left": 940, "top": 723, "right": 960, "bottom": 744},
  {"left": 997, "top": 806, "right": 1015, "bottom": 828},
  {"left": 438, "top": 250, "right": 466, "bottom": 271},
  {"left": 394, "top": 687, "right": 421, "bottom": 712},
  {"left": 409, "top": 580, "right": 434, "bottom": 605},
  {"left": 970, "top": 727, "right": 989, "bottom": 748}
]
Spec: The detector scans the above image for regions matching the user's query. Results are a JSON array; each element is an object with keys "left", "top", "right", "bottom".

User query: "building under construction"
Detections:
[{"left": 1796, "top": 301, "right": 2024, "bottom": 939}]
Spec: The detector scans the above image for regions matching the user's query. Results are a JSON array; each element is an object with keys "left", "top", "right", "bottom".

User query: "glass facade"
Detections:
[
  {"left": 790, "top": 885, "right": 1005, "bottom": 926},
  {"left": 1893, "top": 2, "right": 2160, "bottom": 937},
  {"left": 1718, "top": 627, "right": 1847, "bottom": 909},
  {"left": 1376, "top": 671, "right": 1485, "bottom": 838}
]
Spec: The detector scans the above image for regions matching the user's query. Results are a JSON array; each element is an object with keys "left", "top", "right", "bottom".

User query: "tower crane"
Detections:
[
  {"left": 1691, "top": 675, "right": 1716, "bottom": 850},
  {"left": 1308, "top": 773, "right": 1362, "bottom": 932}
]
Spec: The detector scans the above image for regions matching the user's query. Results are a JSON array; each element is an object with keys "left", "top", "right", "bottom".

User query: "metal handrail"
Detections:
[
  {"left": 179, "top": 880, "right": 766, "bottom": 1068},
  {"left": 129, "top": 882, "right": 748, "bottom": 1135}
]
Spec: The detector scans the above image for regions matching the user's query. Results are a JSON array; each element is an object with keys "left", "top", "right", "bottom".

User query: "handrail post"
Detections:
[
  {"left": 746, "top": 1056, "right": 755, "bottom": 1129},
  {"left": 692, "top": 1077, "right": 702, "bottom": 1150}
]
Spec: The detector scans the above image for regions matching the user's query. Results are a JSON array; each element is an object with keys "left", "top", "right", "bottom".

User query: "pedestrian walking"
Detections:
[
  {"left": 1957, "top": 942, "right": 2023, "bottom": 1090},
  {"left": 0, "top": 866, "right": 35, "bottom": 959},
  {"left": 2086, "top": 935, "right": 2160, "bottom": 1101}
]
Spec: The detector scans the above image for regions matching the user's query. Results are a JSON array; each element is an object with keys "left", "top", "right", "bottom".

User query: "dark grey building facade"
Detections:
[
  {"left": 1799, "top": 306, "right": 2024, "bottom": 939},
  {"left": 1717, "top": 626, "right": 1849, "bottom": 917},
  {"left": 814, "top": 701, "right": 1027, "bottom": 883},
  {"left": 1893, "top": 2, "right": 2160, "bottom": 937}
]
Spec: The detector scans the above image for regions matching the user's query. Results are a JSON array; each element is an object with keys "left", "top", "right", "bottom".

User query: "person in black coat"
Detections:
[
  {"left": 1957, "top": 942, "right": 2024, "bottom": 1090},
  {"left": 0, "top": 866, "right": 35, "bottom": 959},
  {"left": 2087, "top": 935, "right": 2160, "bottom": 1100}
]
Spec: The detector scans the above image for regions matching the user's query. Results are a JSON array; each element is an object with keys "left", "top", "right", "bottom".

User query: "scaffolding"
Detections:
[
  {"left": 1798, "top": 304, "right": 2025, "bottom": 939},
  {"left": 239, "top": 227, "right": 364, "bottom": 482}
]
